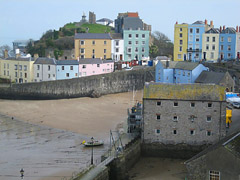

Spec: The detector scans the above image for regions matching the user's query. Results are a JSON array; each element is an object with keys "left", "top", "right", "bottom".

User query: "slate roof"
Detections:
[
  {"left": 206, "top": 28, "right": 220, "bottom": 34},
  {"left": 78, "top": 58, "right": 114, "bottom": 64},
  {"left": 111, "top": 33, "right": 123, "bottom": 39},
  {"left": 5, "top": 57, "right": 34, "bottom": 61},
  {"left": 195, "top": 71, "right": 226, "bottom": 84},
  {"left": 185, "top": 131, "right": 240, "bottom": 164},
  {"left": 96, "top": 18, "right": 113, "bottom": 23},
  {"left": 192, "top": 21, "right": 204, "bottom": 25},
  {"left": 160, "top": 61, "right": 200, "bottom": 70},
  {"left": 155, "top": 56, "right": 171, "bottom": 60},
  {"left": 74, "top": 33, "right": 112, "bottom": 39},
  {"left": 143, "top": 82, "right": 226, "bottom": 101},
  {"left": 221, "top": 27, "right": 236, "bottom": 34},
  {"left": 56, "top": 60, "right": 79, "bottom": 65},
  {"left": 123, "top": 17, "right": 144, "bottom": 30},
  {"left": 34, "top": 57, "right": 56, "bottom": 65}
]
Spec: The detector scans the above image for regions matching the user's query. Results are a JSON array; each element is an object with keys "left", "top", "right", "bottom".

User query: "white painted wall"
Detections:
[
  {"left": 111, "top": 39, "right": 124, "bottom": 61},
  {"left": 34, "top": 64, "right": 56, "bottom": 82}
]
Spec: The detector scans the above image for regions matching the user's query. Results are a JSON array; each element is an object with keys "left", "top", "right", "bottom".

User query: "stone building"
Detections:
[
  {"left": 142, "top": 83, "right": 226, "bottom": 158},
  {"left": 185, "top": 131, "right": 240, "bottom": 180},
  {"left": 89, "top": 11, "right": 96, "bottom": 24}
]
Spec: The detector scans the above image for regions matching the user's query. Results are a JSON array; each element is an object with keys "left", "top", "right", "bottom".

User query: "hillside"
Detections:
[{"left": 26, "top": 23, "right": 114, "bottom": 58}]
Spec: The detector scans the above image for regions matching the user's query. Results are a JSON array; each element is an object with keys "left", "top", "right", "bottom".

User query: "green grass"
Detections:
[
  {"left": 64, "top": 23, "right": 114, "bottom": 33},
  {"left": 64, "top": 22, "right": 78, "bottom": 29}
]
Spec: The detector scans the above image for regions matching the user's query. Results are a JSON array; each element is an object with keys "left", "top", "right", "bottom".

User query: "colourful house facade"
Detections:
[
  {"left": 56, "top": 60, "right": 79, "bottom": 80},
  {"left": 202, "top": 28, "right": 220, "bottom": 61},
  {"left": 74, "top": 33, "right": 112, "bottom": 60},
  {"left": 79, "top": 58, "right": 114, "bottom": 77},
  {"left": 123, "top": 30, "right": 149, "bottom": 61},
  {"left": 174, "top": 23, "right": 188, "bottom": 61},
  {"left": 0, "top": 57, "right": 34, "bottom": 83}
]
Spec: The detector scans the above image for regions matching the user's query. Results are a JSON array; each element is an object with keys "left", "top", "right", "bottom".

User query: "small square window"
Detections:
[
  {"left": 156, "top": 115, "right": 161, "bottom": 120},
  {"left": 207, "top": 130, "right": 212, "bottom": 136},
  {"left": 174, "top": 102, "right": 178, "bottom": 107},
  {"left": 83, "top": 65, "right": 86, "bottom": 68},
  {"left": 207, "top": 116, "right": 212, "bottom": 122},
  {"left": 62, "top": 66, "right": 64, "bottom": 70},
  {"left": 92, "top": 40, "right": 95, "bottom": 45},
  {"left": 157, "top": 101, "right": 161, "bottom": 106},
  {"left": 208, "top": 103, "right": 212, "bottom": 107},
  {"left": 190, "top": 102, "right": 195, "bottom": 107},
  {"left": 66, "top": 73, "right": 69, "bottom": 77},
  {"left": 173, "top": 129, "right": 177, "bottom": 134},
  {"left": 173, "top": 116, "right": 178, "bottom": 121},
  {"left": 189, "top": 115, "right": 195, "bottom": 122},
  {"left": 70, "top": 66, "right": 73, "bottom": 70},
  {"left": 155, "top": 129, "right": 160, "bottom": 134},
  {"left": 190, "top": 130, "right": 195, "bottom": 135}
]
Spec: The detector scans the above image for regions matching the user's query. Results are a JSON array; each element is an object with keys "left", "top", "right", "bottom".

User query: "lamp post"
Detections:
[
  {"left": 20, "top": 168, "right": 24, "bottom": 179},
  {"left": 91, "top": 137, "right": 94, "bottom": 165}
]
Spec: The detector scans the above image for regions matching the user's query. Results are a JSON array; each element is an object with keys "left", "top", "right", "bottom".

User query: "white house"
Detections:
[
  {"left": 96, "top": 18, "right": 114, "bottom": 27},
  {"left": 34, "top": 57, "right": 57, "bottom": 82},
  {"left": 111, "top": 33, "right": 124, "bottom": 61}
]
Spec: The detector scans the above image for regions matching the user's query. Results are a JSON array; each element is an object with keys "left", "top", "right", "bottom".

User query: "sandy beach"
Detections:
[{"left": 0, "top": 91, "right": 143, "bottom": 140}]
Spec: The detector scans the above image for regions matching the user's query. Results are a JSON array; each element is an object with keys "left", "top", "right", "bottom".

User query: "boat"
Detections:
[{"left": 83, "top": 140, "right": 104, "bottom": 147}]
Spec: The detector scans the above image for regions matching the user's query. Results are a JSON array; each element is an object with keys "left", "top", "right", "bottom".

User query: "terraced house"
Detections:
[
  {"left": 0, "top": 57, "right": 34, "bottom": 83},
  {"left": 74, "top": 33, "right": 112, "bottom": 60}
]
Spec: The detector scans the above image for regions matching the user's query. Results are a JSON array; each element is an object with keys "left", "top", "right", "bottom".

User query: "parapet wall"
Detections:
[{"left": 0, "top": 67, "right": 154, "bottom": 100}]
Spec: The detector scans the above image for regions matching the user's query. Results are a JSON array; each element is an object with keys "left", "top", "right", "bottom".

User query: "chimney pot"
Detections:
[
  {"left": 223, "top": 25, "right": 226, "bottom": 30},
  {"left": 237, "top": 26, "right": 239, "bottom": 32},
  {"left": 210, "top": 20, "right": 213, "bottom": 27},
  {"left": 220, "top": 26, "right": 222, "bottom": 33},
  {"left": 239, "top": 26, "right": 240, "bottom": 33},
  {"left": 205, "top": 19, "right": 207, "bottom": 25},
  {"left": 176, "top": 21, "right": 178, "bottom": 25}
]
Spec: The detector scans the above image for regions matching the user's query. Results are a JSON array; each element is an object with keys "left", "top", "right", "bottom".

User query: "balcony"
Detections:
[{"left": 187, "top": 49, "right": 202, "bottom": 52}]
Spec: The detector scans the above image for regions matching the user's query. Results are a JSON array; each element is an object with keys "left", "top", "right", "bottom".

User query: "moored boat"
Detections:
[{"left": 83, "top": 140, "right": 104, "bottom": 147}]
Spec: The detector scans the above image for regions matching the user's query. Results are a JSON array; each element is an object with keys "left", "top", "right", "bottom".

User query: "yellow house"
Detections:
[
  {"left": 174, "top": 23, "right": 188, "bottom": 61},
  {"left": 202, "top": 28, "right": 219, "bottom": 61},
  {"left": 0, "top": 57, "right": 34, "bottom": 83},
  {"left": 75, "top": 33, "right": 112, "bottom": 60}
]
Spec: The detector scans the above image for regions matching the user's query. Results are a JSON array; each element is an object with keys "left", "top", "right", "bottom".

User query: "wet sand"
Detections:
[
  {"left": 129, "top": 157, "right": 187, "bottom": 180},
  {"left": 0, "top": 91, "right": 143, "bottom": 140}
]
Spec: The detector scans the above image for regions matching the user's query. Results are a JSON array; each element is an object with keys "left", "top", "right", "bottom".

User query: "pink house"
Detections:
[{"left": 79, "top": 58, "right": 114, "bottom": 77}]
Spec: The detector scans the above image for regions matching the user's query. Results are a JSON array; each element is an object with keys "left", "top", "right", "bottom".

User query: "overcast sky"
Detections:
[{"left": 0, "top": 0, "right": 240, "bottom": 47}]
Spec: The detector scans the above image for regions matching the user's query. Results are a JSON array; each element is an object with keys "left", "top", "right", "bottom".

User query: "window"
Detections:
[
  {"left": 128, "top": 34, "right": 132, "bottom": 38},
  {"left": 142, "top": 34, "right": 145, "bottom": 38},
  {"left": 221, "top": 37, "right": 224, "bottom": 42},
  {"left": 187, "top": 72, "right": 190, "bottom": 76},
  {"left": 24, "top": 65, "right": 27, "bottom": 71},
  {"left": 142, "top": 47, "right": 145, "bottom": 53},
  {"left": 75, "top": 73, "right": 78, "bottom": 77},
  {"left": 53, "top": 74, "right": 55, "bottom": 77},
  {"left": 196, "top": 28, "right": 200, "bottom": 33},
  {"left": 128, "top": 41, "right": 132, "bottom": 45},
  {"left": 104, "top": 41, "right": 107, "bottom": 45},
  {"left": 180, "top": 28, "right": 182, "bottom": 32},
  {"left": 196, "top": 35, "right": 200, "bottom": 42},
  {"left": 207, "top": 116, "right": 212, "bottom": 122},
  {"left": 4, "top": 63, "right": 6, "bottom": 69},
  {"left": 66, "top": 73, "right": 69, "bottom": 77},
  {"left": 174, "top": 102, "right": 178, "bottom": 107},
  {"left": 156, "top": 101, "right": 161, "bottom": 106},
  {"left": 37, "top": 65, "right": 40, "bottom": 70},
  {"left": 116, "top": 48, "right": 119, "bottom": 52},
  {"left": 209, "top": 170, "right": 220, "bottom": 180},
  {"left": 189, "top": 35, "right": 193, "bottom": 42},
  {"left": 92, "top": 40, "right": 95, "bottom": 45},
  {"left": 190, "top": 129, "right": 195, "bottom": 135},
  {"left": 142, "top": 41, "right": 145, "bottom": 45},
  {"left": 180, "top": 40, "right": 183, "bottom": 45},
  {"left": 127, "top": 48, "right": 132, "bottom": 53},
  {"left": 7, "top": 64, "right": 9, "bottom": 69},
  {"left": 178, "top": 54, "right": 181, "bottom": 59},
  {"left": 3, "top": 70, "right": 5, "bottom": 76},
  {"left": 228, "top": 53, "right": 231, "bottom": 58},
  {"left": 135, "top": 41, "right": 139, "bottom": 45},
  {"left": 228, "top": 37, "right": 231, "bottom": 42},
  {"left": 83, "top": 65, "right": 86, "bottom": 68},
  {"left": 62, "top": 66, "right": 64, "bottom": 70},
  {"left": 15, "top": 65, "right": 18, "bottom": 70},
  {"left": 135, "top": 47, "right": 138, "bottom": 52},
  {"left": 80, "top": 48, "right": 85, "bottom": 54},
  {"left": 206, "top": 36, "right": 209, "bottom": 42},
  {"left": 183, "top": 71, "right": 185, "bottom": 76},
  {"left": 212, "top": 37, "right": 216, "bottom": 42},
  {"left": 179, "top": 33, "right": 182, "bottom": 38},
  {"left": 92, "top": 49, "right": 95, "bottom": 53},
  {"left": 19, "top": 65, "right": 22, "bottom": 70},
  {"left": 189, "top": 115, "right": 195, "bottom": 122},
  {"left": 115, "top": 40, "right": 119, "bottom": 46},
  {"left": 212, "top": 45, "right": 215, "bottom": 50},
  {"left": 7, "top": 71, "right": 9, "bottom": 76},
  {"left": 211, "top": 52, "right": 214, "bottom": 59},
  {"left": 208, "top": 103, "right": 212, "bottom": 107},
  {"left": 48, "top": 65, "right": 50, "bottom": 71},
  {"left": 104, "top": 49, "right": 107, "bottom": 53},
  {"left": 48, "top": 74, "right": 50, "bottom": 78},
  {"left": 37, "top": 73, "right": 39, "bottom": 77},
  {"left": 206, "top": 130, "right": 212, "bottom": 136},
  {"left": 190, "top": 102, "right": 195, "bottom": 107},
  {"left": 173, "top": 129, "right": 177, "bottom": 134},
  {"left": 97, "top": 64, "right": 100, "bottom": 67},
  {"left": 220, "top": 45, "right": 224, "bottom": 51},
  {"left": 70, "top": 66, "right": 73, "bottom": 70},
  {"left": 80, "top": 55, "right": 85, "bottom": 59},
  {"left": 156, "top": 114, "right": 161, "bottom": 120},
  {"left": 80, "top": 40, "right": 85, "bottom": 45},
  {"left": 136, "top": 34, "right": 139, "bottom": 38},
  {"left": 104, "top": 55, "right": 106, "bottom": 59},
  {"left": 206, "top": 44, "right": 209, "bottom": 50},
  {"left": 155, "top": 129, "right": 160, "bottom": 134},
  {"left": 173, "top": 116, "right": 178, "bottom": 121},
  {"left": 24, "top": 73, "right": 27, "bottom": 78},
  {"left": 228, "top": 45, "right": 231, "bottom": 51},
  {"left": 190, "top": 28, "right": 193, "bottom": 33}
]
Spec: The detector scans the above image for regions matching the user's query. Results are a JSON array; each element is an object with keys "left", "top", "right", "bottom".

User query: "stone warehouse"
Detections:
[{"left": 142, "top": 83, "right": 226, "bottom": 158}]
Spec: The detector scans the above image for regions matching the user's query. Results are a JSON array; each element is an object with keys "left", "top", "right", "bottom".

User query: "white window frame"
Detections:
[{"left": 209, "top": 170, "right": 220, "bottom": 180}]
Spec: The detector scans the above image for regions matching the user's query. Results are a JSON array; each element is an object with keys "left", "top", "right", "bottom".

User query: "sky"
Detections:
[{"left": 0, "top": 0, "right": 240, "bottom": 48}]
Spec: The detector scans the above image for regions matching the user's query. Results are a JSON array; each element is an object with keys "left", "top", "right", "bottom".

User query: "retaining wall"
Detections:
[{"left": 0, "top": 67, "right": 154, "bottom": 100}]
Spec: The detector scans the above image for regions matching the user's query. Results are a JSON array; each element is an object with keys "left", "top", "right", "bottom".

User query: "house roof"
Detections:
[
  {"left": 185, "top": 131, "right": 240, "bottom": 164},
  {"left": 143, "top": 82, "right": 225, "bottom": 101},
  {"left": 78, "top": 58, "right": 114, "bottom": 64},
  {"left": 5, "top": 57, "right": 34, "bottom": 61},
  {"left": 192, "top": 21, "right": 204, "bottom": 25},
  {"left": 160, "top": 61, "right": 200, "bottom": 70},
  {"left": 206, "top": 28, "right": 220, "bottom": 34},
  {"left": 111, "top": 33, "right": 123, "bottom": 39},
  {"left": 123, "top": 17, "right": 143, "bottom": 30},
  {"left": 56, "top": 60, "right": 79, "bottom": 65},
  {"left": 34, "top": 57, "right": 56, "bottom": 65},
  {"left": 221, "top": 27, "right": 236, "bottom": 34},
  {"left": 96, "top": 18, "right": 113, "bottom": 23},
  {"left": 155, "top": 56, "right": 171, "bottom": 60},
  {"left": 74, "top": 33, "right": 112, "bottom": 39},
  {"left": 195, "top": 71, "right": 226, "bottom": 84}
]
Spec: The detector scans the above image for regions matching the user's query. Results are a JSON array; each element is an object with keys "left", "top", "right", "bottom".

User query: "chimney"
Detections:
[
  {"left": 237, "top": 26, "right": 239, "bottom": 33},
  {"left": 205, "top": 19, "right": 207, "bottom": 25},
  {"left": 220, "top": 26, "right": 222, "bottom": 33},
  {"left": 239, "top": 26, "right": 240, "bottom": 33},
  {"left": 176, "top": 21, "right": 178, "bottom": 25},
  {"left": 4, "top": 49, "right": 8, "bottom": 59},
  {"left": 210, "top": 20, "right": 213, "bottom": 27},
  {"left": 223, "top": 25, "right": 225, "bottom": 30},
  {"left": 34, "top": 53, "right": 39, "bottom": 61}
]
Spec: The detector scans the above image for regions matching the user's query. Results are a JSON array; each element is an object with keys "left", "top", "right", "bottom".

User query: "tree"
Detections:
[
  {"left": 149, "top": 45, "right": 158, "bottom": 58},
  {"left": 151, "top": 31, "right": 173, "bottom": 58}
]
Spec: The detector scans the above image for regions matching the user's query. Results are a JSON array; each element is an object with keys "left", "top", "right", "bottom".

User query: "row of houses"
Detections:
[
  {"left": 0, "top": 57, "right": 114, "bottom": 83},
  {"left": 174, "top": 20, "right": 240, "bottom": 62}
]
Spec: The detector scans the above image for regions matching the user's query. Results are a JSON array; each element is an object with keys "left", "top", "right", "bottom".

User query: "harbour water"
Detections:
[{"left": 0, "top": 114, "right": 108, "bottom": 180}]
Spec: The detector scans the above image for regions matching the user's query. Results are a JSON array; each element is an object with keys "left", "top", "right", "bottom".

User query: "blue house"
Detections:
[
  {"left": 56, "top": 60, "right": 79, "bottom": 80},
  {"left": 187, "top": 21, "right": 206, "bottom": 62},
  {"left": 219, "top": 27, "right": 236, "bottom": 61},
  {"left": 155, "top": 61, "right": 208, "bottom": 84}
]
